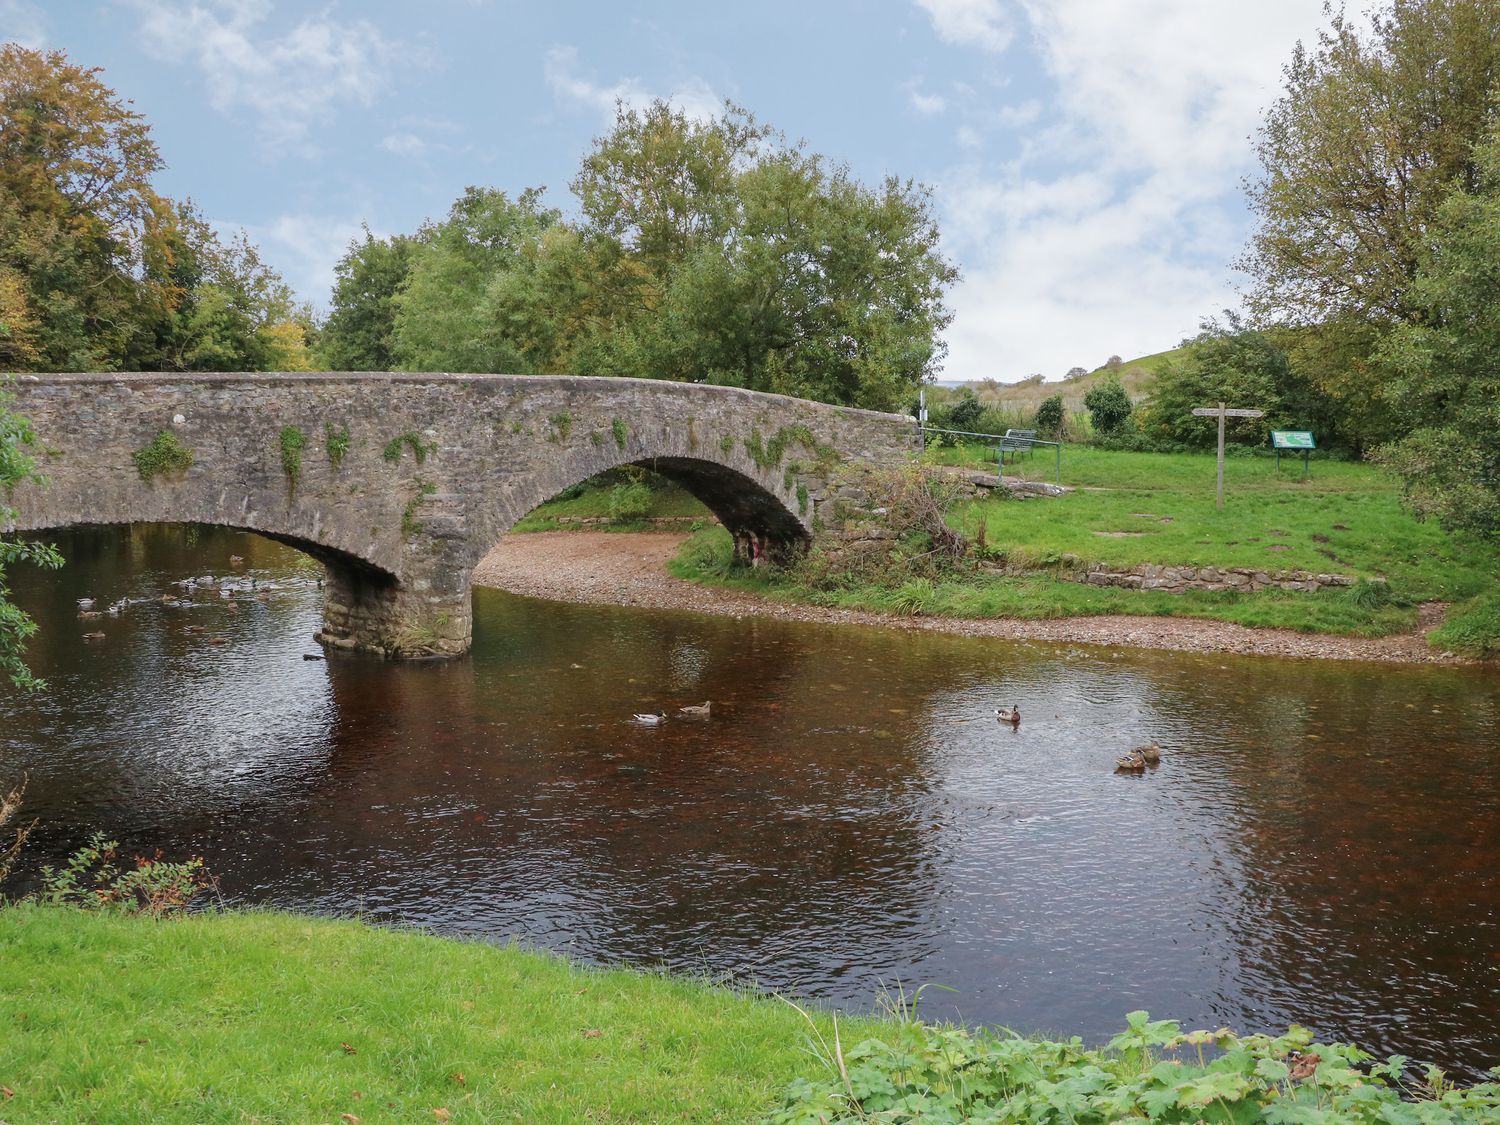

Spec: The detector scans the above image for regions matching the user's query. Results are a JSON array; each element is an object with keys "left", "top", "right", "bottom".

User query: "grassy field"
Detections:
[
  {"left": 513, "top": 478, "right": 710, "bottom": 531},
  {"left": 0, "top": 905, "right": 884, "bottom": 1123},
  {"left": 669, "top": 445, "right": 1500, "bottom": 653}
]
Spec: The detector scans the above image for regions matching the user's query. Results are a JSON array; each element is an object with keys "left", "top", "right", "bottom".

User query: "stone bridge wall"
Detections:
[{"left": 3, "top": 373, "right": 916, "bottom": 656}]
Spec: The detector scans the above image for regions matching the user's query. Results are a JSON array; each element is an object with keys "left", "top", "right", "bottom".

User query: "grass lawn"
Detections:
[
  {"left": 513, "top": 480, "right": 710, "bottom": 532},
  {"left": 0, "top": 905, "right": 882, "bottom": 1124},
  {"left": 671, "top": 445, "right": 1500, "bottom": 653}
]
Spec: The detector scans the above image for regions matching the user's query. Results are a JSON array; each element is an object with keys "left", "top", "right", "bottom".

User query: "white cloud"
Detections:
[
  {"left": 0, "top": 0, "right": 47, "bottom": 47},
  {"left": 543, "top": 44, "right": 721, "bottom": 122},
  {"left": 926, "top": 0, "right": 1325, "bottom": 379},
  {"left": 125, "top": 0, "right": 407, "bottom": 152},
  {"left": 910, "top": 90, "right": 947, "bottom": 115},
  {"left": 915, "top": 0, "right": 1013, "bottom": 52},
  {"left": 379, "top": 132, "right": 427, "bottom": 157}
]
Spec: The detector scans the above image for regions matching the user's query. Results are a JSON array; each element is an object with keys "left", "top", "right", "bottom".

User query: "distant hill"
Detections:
[{"left": 939, "top": 346, "right": 1186, "bottom": 412}]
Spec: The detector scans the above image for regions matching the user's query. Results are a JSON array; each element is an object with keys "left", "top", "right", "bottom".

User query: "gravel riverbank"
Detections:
[{"left": 474, "top": 531, "right": 1475, "bottom": 665}]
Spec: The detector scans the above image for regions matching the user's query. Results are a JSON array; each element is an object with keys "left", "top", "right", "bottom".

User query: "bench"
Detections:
[{"left": 996, "top": 428, "right": 1037, "bottom": 465}]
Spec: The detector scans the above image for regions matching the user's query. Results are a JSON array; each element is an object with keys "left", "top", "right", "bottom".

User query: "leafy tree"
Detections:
[
  {"left": 392, "top": 186, "right": 560, "bottom": 374},
  {"left": 1376, "top": 135, "right": 1500, "bottom": 537},
  {"left": 380, "top": 101, "right": 957, "bottom": 411},
  {"left": 0, "top": 390, "right": 62, "bottom": 690},
  {"left": 1034, "top": 393, "right": 1065, "bottom": 438},
  {"left": 0, "top": 46, "right": 305, "bottom": 373},
  {"left": 0, "top": 44, "right": 175, "bottom": 370},
  {"left": 1139, "top": 324, "right": 1287, "bottom": 447},
  {"left": 1083, "top": 376, "right": 1132, "bottom": 436},
  {"left": 1243, "top": 0, "right": 1500, "bottom": 325},
  {"left": 320, "top": 228, "right": 415, "bottom": 370}
]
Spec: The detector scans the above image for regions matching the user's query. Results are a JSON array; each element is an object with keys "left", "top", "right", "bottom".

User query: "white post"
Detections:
[{"left": 1216, "top": 401, "right": 1226, "bottom": 511}]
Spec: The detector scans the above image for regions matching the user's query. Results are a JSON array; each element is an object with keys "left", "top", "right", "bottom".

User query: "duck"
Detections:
[
  {"left": 679, "top": 701, "right": 712, "bottom": 717},
  {"left": 1115, "top": 751, "right": 1147, "bottom": 772},
  {"left": 632, "top": 711, "right": 667, "bottom": 725},
  {"left": 78, "top": 609, "right": 102, "bottom": 620},
  {"left": 995, "top": 707, "right": 1020, "bottom": 725},
  {"left": 229, "top": 555, "right": 245, "bottom": 567},
  {"left": 81, "top": 631, "right": 106, "bottom": 641},
  {"left": 1136, "top": 742, "right": 1162, "bottom": 765},
  {"left": 76, "top": 597, "right": 95, "bottom": 610}
]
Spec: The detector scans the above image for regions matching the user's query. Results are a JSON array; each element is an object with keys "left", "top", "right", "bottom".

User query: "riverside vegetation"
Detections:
[
  {"left": 523, "top": 445, "right": 1500, "bottom": 657},
  {"left": 5, "top": 796, "right": 1499, "bottom": 1120}
]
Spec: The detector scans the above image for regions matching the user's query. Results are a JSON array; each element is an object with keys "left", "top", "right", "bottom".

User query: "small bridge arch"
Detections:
[{"left": 4, "top": 373, "right": 916, "bottom": 657}]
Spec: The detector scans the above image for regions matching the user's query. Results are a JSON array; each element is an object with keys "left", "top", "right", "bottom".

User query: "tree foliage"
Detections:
[
  {"left": 1, "top": 389, "right": 62, "bottom": 690},
  {"left": 1376, "top": 134, "right": 1500, "bottom": 537},
  {"left": 1034, "top": 393, "right": 1065, "bottom": 438},
  {"left": 1243, "top": 0, "right": 1500, "bottom": 324},
  {"left": 319, "top": 228, "right": 415, "bottom": 371},
  {"left": 1082, "top": 376, "right": 1132, "bottom": 436},
  {"left": 0, "top": 45, "right": 308, "bottom": 373},
  {"left": 334, "top": 100, "right": 957, "bottom": 412}
]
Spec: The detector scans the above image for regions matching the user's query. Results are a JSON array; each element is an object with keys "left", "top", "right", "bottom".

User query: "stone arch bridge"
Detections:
[{"left": 4, "top": 373, "right": 916, "bottom": 657}]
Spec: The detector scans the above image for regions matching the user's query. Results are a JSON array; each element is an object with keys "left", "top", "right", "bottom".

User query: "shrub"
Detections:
[
  {"left": 37, "top": 832, "right": 214, "bottom": 916},
  {"left": 1034, "top": 393, "right": 1065, "bottom": 439},
  {"left": 1083, "top": 376, "right": 1132, "bottom": 436},
  {"left": 765, "top": 1011, "right": 1500, "bottom": 1123},
  {"left": 607, "top": 481, "right": 653, "bottom": 522}
]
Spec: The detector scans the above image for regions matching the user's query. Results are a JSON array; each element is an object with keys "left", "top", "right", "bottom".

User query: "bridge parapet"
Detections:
[{"left": 4, "top": 373, "right": 917, "bottom": 657}]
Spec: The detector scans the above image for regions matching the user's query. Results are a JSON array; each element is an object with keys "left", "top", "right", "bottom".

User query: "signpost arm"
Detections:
[{"left": 1216, "top": 402, "right": 1226, "bottom": 510}]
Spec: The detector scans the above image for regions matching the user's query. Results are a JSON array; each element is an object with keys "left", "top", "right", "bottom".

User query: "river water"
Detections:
[{"left": 3, "top": 525, "right": 1498, "bottom": 1077}]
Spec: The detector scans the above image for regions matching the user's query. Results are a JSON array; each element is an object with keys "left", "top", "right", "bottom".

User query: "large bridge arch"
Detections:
[{"left": 4, "top": 372, "right": 917, "bottom": 657}]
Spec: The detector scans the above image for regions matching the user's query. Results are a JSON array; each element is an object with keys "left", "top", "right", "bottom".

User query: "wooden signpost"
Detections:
[{"left": 1191, "top": 402, "right": 1265, "bottom": 509}]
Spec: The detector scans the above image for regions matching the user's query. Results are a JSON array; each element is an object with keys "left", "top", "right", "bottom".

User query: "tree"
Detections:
[
  {"left": 1376, "top": 134, "right": 1500, "bottom": 537},
  {"left": 320, "top": 228, "right": 415, "bottom": 370},
  {"left": 392, "top": 186, "right": 560, "bottom": 374},
  {"left": 1243, "top": 0, "right": 1500, "bottom": 325},
  {"left": 1034, "top": 394, "right": 1065, "bottom": 439},
  {"left": 377, "top": 100, "right": 958, "bottom": 412},
  {"left": 1083, "top": 376, "right": 1132, "bottom": 436},
  {"left": 0, "top": 390, "right": 62, "bottom": 690},
  {"left": 0, "top": 44, "right": 175, "bottom": 370},
  {"left": 0, "top": 46, "right": 305, "bottom": 373}
]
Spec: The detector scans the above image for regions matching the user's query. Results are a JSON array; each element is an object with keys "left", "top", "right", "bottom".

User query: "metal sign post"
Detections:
[{"left": 1191, "top": 403, "right": 1265, "bottom": 509}]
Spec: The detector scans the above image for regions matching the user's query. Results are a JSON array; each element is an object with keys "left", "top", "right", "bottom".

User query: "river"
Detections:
[{"left": 3, "top": 524, "right": 1497, "bottom": 1078}]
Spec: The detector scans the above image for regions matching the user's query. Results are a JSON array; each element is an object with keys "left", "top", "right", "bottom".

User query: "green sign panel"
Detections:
[{"left": 1272, "top": 431, "right": 1316, "bottom": 449}]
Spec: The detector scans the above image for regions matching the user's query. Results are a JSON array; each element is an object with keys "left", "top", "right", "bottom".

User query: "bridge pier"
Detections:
[{"left": 316, "top": 561, "right": 472, "bottom": 659}]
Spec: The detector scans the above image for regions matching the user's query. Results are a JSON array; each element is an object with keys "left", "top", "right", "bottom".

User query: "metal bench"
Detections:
[{"left": 997, "top": 428, "right": 1037, "bottom": 465}]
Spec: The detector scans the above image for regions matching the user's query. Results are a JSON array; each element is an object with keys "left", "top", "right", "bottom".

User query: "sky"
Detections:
[{"left": 3, "top": 0, "right": 1340, "bottom": 381}]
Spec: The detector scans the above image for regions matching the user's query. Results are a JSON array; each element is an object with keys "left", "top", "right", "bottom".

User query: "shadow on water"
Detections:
[{"left": 3, "top": 524, "right": 1498, "bottom": 1078}]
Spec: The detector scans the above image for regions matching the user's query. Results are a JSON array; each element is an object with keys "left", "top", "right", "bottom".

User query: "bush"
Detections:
[
  {"left": 1034, "top": 393, "right": 1065, "bottom": 439},
  {"left": 606, "top": 481, "right": 653, "bottom": 522},
  {"left": 37, "top": 832, "right": 214, "bottom": 916},
  {"left": 765, "top": 1011, "right": 1500, "bottom": 1123},
  {"left": 1083, "top": 376, "right": 1132, "bottom": 435}
]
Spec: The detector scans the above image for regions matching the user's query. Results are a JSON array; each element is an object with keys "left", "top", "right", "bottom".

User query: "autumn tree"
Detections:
[{"left": 0, "top": 45, "right": 306, "bottom": 372}]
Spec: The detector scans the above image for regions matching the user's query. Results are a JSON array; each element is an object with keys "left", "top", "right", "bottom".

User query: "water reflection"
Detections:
[{"left": 2, "top": 525, "right": 1497, "bottom": 1078}]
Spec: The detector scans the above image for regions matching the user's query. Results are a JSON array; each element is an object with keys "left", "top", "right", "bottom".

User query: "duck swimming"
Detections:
[
  {"left": 1136, "top": 742, "right": 1162, "bottom": 764},
  {"left": 1115, "top": 751, "right": 1147, "bottom": 772},
  {"left": 995, "top": 707, "right": 1020, "bottom": 725},
  {"left": 679, "top": 701, "right": 712, "bottom": 717},
  {"left": 632, "top": 711, "right": 667, "bottom": 725}
]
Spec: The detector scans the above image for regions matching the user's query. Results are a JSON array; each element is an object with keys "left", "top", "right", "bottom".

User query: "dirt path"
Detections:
[{"left": 474, "top": 531, "right": 1477, "bottom": 666}]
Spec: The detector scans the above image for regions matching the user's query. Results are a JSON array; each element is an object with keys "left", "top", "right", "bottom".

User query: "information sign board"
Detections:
[{"left": 1272, "top": 431, "right": 1315, "bottom": 449}]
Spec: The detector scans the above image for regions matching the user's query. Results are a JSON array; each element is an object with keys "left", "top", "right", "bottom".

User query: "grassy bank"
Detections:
[
  {"left": 672, "top": 447, "right": 1500, "bottom": 653},
  {"left": 0, "top": 905, "right": 882, "bottom": 1123},
  {"left": 5, "top": 906, "right": 1497, "bottom": 1122}
]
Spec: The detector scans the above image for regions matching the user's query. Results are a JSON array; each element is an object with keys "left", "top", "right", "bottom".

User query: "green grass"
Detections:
[
  {"left": 668, "top": 446, "right": 1500, "bottom": 651},
  {"left": 0, "top": 904, "right": 887, "bottom": 1124},
  {"left": 513, "top": 480, "right": 710, "bottom": 531}
]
